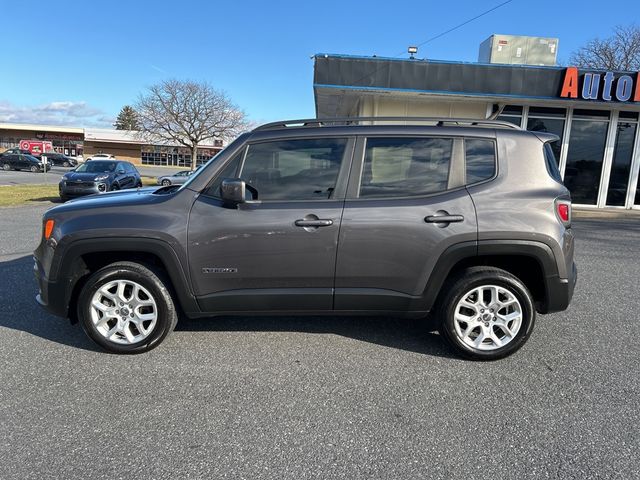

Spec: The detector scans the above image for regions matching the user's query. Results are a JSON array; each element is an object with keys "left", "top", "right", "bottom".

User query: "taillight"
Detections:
[
  {"left": 44, "top": 219, "right": 55, "bottom": 239},
  {"left": 555, "top": 199, "right": 571, "bottom": 227}
]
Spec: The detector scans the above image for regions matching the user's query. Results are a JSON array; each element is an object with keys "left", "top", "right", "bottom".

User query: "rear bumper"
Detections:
[{"left": 542, "top": 261, "right": 577, "bottom": 314}]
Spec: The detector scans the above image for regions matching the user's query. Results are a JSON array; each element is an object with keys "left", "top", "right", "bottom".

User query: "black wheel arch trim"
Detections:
[
  {"left": 421, "top": 239, "right": 563, "bottom": 313},
  {"left": 52, "top": 237, "right": 200, "bottom": 318}
]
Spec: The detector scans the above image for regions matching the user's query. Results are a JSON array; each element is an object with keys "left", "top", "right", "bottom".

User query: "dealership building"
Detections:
[
  {"left": 313, "top": 40, "right": 640, "bottom": 209},
  {"left": 0, "top": 123, "right": 222, "bottom": 167}
]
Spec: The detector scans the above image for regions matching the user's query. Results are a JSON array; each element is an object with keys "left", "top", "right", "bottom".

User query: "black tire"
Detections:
[
  {"left": 2, "top": 163, "right": 10, "bottom": 171},
  {"left": 437, "top": 267, "right": 536, "bottom": 360},
  {"left": 60, "top": 195, "right": 69, "bottom": 202},
  {"left": 161, "top": 179, "right": 171, "bottom": 186},
  {"left": 136, "top": 180, "right": 143, "bottom": 188},
  {"left": 111, "top": 183, "right": 120, "bottom": 191},
  {"left": 63, "top": 161, "right": 70, "bottom": 167},
  {"left": 77, "top": 261, "right": 178, "bottom": 354},
  {"left": 30, "top": 165, "right": 39, "bottom": 173}
]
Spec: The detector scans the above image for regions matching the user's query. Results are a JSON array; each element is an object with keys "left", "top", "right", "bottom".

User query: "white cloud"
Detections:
[{"left": 0, "top": 100, "right": 114, "bottom": 127}]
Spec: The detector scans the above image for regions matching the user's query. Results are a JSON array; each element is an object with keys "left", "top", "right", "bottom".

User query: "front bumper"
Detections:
[
  {"left": 59, "top": 181, "right": 107, "bottom": 197},
  {"left": 33, "top": 256, "right": 69, "bottom": 318}
]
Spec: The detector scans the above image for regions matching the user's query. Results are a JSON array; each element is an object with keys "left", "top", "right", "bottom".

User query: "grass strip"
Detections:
[{"left": 0, "top": 176, "right": 158, "bottom": 207}]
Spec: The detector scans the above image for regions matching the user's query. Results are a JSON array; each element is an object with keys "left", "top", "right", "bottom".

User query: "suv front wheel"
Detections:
[
  {"left": 438, "top": 267, "right": 535, "bottom": 360},
  {"left": 77, "top": 261, "right": 178, "bottom": 353}
]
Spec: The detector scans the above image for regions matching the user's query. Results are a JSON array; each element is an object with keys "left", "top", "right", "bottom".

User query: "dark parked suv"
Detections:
[
  {"left": 59, "top": 160, "right": 142, "bottom": 201},
  {"left": 39, "top": 152, "right": 77, "bottom": 167},
  {"left": 34, "top": 117, "right": 576, "bottom": 359},
  {"left": 1, "top": 152, "right": 48, "bottom": 172}
]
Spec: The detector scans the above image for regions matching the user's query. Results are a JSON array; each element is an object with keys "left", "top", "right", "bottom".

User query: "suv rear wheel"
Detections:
[
  {"left": 438, "top": 267, "right": 535, "bottom": 360},
  {"left": 77, "top": 261, "right": 178, "bottom": 353}
]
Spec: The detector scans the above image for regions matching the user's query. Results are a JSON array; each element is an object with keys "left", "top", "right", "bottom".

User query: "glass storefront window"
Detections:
[
  {"left": 527, "top": 107, "right": 566, "bottom": 163},
  {"left": 528, "top": 107, "right": 566, "bottom": 118},
  {"left": 141, "top": 145, "right": 220, "bottom": 167},
  {"left": 497, "top": 105, "right": 523, "bottom": 127},
  {"left": 606, "top": 121, "right": 638, "bottom": 206},
  {"left": 564, "top": 111, "right": 610, "bottom": 205}
]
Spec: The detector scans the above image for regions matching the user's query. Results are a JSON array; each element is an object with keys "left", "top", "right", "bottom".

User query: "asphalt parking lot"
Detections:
[
  {"left": 0, "top": 165, "right": 181, "bottom": 186},
  {"left": 0, "top": 203, "right": 638, "bottom": 480}
]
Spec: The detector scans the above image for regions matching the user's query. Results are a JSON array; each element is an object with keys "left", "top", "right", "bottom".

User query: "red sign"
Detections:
[{"left": 19, "top": 140, "right": 54, "bottom": 155}]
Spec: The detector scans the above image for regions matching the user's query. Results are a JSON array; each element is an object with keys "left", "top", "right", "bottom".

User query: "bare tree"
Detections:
[
  {"left": 569, "top": 24, "right": 640, "bottom": 71},
  {"left": 135, "top": 80, "right": 249, "bottom": 170}
]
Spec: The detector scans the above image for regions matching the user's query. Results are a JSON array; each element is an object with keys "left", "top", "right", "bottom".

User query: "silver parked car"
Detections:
[{"left": 157, "top": 170, "right": 194, "bottom": 186}]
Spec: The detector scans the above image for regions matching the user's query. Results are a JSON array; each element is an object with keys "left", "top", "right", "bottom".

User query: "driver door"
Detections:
[{"left": 188, "top": 137, "right": 354, "bottom": 313}]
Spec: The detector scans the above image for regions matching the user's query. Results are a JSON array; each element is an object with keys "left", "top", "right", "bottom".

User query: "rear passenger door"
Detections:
[
  {"left": 334, "top": 135, "right": 492, "bottom": 313},
  {"left": 17, "top": 155, "right": 30, "bottom": 169}
]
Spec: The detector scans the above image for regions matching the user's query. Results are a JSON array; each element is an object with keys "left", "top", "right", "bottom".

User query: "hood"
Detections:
[
  {"left": 63, "top": 171, "right": 115, "bottom": 182},
  {"left": 50, "top": 186, "right": 163, "bottom": 212}
]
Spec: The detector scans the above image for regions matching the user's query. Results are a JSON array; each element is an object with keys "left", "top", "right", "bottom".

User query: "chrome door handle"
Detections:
[
  {"left": 295, "top": 219, "right": 333, "bottom": 227},
  {"left": 425, "top": 214, "right": 464, "bottom": 223}
]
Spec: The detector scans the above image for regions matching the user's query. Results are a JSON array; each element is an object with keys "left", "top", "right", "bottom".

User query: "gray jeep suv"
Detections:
[{"left": 34, "top": 117, "right": 576, "bottom": 360}]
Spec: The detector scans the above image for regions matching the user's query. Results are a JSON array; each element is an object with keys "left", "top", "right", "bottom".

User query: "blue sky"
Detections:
[{"left": 1, "top": 0, "right": 638, "bottom": 127}]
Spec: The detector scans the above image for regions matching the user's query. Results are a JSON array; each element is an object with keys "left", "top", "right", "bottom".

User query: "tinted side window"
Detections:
[
  {"left": 205, "top": 149, "right": 244, "bottom": 198},
  {"left": 465, "top": 139, "right": 496, "bottom": 184},
  {"left": 359, "top": 137, "right": 452, "bottom": 198},
  {"left": 240, "top": 138, "right": 347, "bottom": 201}
]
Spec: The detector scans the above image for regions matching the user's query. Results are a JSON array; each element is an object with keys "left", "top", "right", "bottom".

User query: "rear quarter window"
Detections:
[
  {"left": 465, "top": 138, "right": 496, "bottom": 184},
  {"left": 544, "top": 143, "right": 563, "bottom": 184}
]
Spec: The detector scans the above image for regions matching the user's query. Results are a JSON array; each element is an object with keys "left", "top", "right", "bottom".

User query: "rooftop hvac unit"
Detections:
[{"left": 478, "top": 34, "right": 559, "bottom": 66}]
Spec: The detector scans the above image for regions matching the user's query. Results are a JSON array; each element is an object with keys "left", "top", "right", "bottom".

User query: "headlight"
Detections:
[{"left": 94, "top": 174, "right": 109, "bottom": 181}]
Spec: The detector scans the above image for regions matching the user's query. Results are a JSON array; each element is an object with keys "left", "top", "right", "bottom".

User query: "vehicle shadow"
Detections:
[
  {"left": 0, "top": 255, "right": 99, "bottom": 352},
  {"left": 177, "top": 315, "right": 454, "bottom": 358},
  {"left": 1, "top": 254, "right": 455, "bottom": 358},
  {"left": 28, "top": 197, "right": 61, "bottom": 203}
]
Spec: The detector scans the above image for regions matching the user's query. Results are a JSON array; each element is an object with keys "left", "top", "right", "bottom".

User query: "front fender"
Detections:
[{"left": 51, "top": 237, "right": 200, "bottom": 318}]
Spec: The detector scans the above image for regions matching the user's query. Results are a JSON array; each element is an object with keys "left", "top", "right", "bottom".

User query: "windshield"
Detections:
[
  {"left": 179, "top": 134, "right": 250, "bottom": 191},
  {"left": 76, "top": 161, "right": 117, "bottom": 173},
  {"left": 179, "top": 151, "right": 223, "bottom": 189}
]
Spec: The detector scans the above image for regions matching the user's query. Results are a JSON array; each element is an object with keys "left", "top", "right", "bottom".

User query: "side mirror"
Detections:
[{"left": 220, "top": 178, "right": 259, "bottom": 205}]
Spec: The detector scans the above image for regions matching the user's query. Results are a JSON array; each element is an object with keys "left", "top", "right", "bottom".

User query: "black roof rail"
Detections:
[{"left": 253, "top": 116, "right": 522, "bottom": 131}]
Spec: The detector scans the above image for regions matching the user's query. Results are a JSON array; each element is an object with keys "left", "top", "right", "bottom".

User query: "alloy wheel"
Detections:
[
  {"left": 453, "top": 284, "right": 523, "bottom": 351},
  {"left": 89, "top": 279, "right": 158, "bottom": 345}
]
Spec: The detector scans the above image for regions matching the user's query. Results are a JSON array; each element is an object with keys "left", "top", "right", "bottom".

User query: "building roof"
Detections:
[
  {"left": 84, "top": 128, "right": 142, "bottom": 144},
  {"left": 0, "top": 122, "right": 222, "bottom": 148},
  {"left": 0, "top": 122, "right": 83, "bottom": 134},
  {"left": 313, "top": 54, "right": 640, "bottom": 117}
]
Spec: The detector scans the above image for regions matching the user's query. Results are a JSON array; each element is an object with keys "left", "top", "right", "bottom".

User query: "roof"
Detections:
[
  {"left": 313, "top": 54, "right": 640, "bottom": 117},
  {"left": 84, "top": 128, "right": 142, "bottom": 144},
  {"left": 0, "top": 122, "right": 222, "bottom": 148},
  {"left": 0, "top": 122, "right": 83, "bottom": 134}
]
